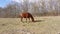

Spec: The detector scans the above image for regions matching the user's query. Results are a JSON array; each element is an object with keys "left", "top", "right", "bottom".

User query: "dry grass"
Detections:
[{"left": 0, "top": 16, "right": 60, "bottom": 34}]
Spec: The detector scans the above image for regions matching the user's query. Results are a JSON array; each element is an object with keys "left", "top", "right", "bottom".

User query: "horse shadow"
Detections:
[
  {"left": 33, "top": 19, "right": 45, "bottom": 22},
  {"left": 20, "top": 19, "right": 45, "bottom": 23}
]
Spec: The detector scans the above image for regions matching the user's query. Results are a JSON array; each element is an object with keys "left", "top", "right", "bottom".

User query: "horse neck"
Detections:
[{"left": 30, "top": 15, "right": 34, "bottom": 21}]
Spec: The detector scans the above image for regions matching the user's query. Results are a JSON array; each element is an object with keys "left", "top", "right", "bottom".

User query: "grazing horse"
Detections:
[{"left": 19, "top": 12, "right": 34, "bottom": 22}]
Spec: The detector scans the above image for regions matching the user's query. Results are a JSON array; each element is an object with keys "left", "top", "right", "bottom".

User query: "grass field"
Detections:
[{"left": 0, "top": 16, "right": 60, "bottom": 34}]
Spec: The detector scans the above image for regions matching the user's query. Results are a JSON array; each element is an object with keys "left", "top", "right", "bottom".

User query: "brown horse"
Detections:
[{"left": 19, "top": 12, "right": 34, "bottom": 22}]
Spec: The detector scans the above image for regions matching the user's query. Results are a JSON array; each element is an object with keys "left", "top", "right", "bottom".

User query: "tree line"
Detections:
[{"left": 0, "top": 0, "right": 60, "bottom": 18}]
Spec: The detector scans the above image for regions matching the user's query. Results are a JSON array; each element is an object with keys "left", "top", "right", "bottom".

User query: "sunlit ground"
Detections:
[{"left": 0, "top": 16, "right": 60, "bottom": 34}]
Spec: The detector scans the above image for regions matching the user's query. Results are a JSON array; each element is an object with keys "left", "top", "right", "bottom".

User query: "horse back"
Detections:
[{"left": 20, "top": 12, "right": 29, "bottom": 18}]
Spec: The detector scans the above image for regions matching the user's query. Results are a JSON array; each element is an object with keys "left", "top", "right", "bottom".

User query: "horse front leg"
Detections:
[
  {"left": 26, "top": 18, "right": 27, "bottom": 22},
  {"left": 21, "top": 17, "right": 23, "bottom": 22}
]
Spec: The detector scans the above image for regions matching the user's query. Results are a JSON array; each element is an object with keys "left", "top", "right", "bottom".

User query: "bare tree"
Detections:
[{"left": 22, "top": 0, "right": 29, "bottom": 12}]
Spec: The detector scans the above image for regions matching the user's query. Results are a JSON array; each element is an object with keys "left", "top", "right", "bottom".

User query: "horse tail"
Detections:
[{"left": 30, "top": 14, "right": 34, "bottom": 22}]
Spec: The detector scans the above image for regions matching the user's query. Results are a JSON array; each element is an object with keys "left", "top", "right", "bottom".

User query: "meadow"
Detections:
[{"left": 0, "top": 16, "right": 60, "bottom": 34}]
